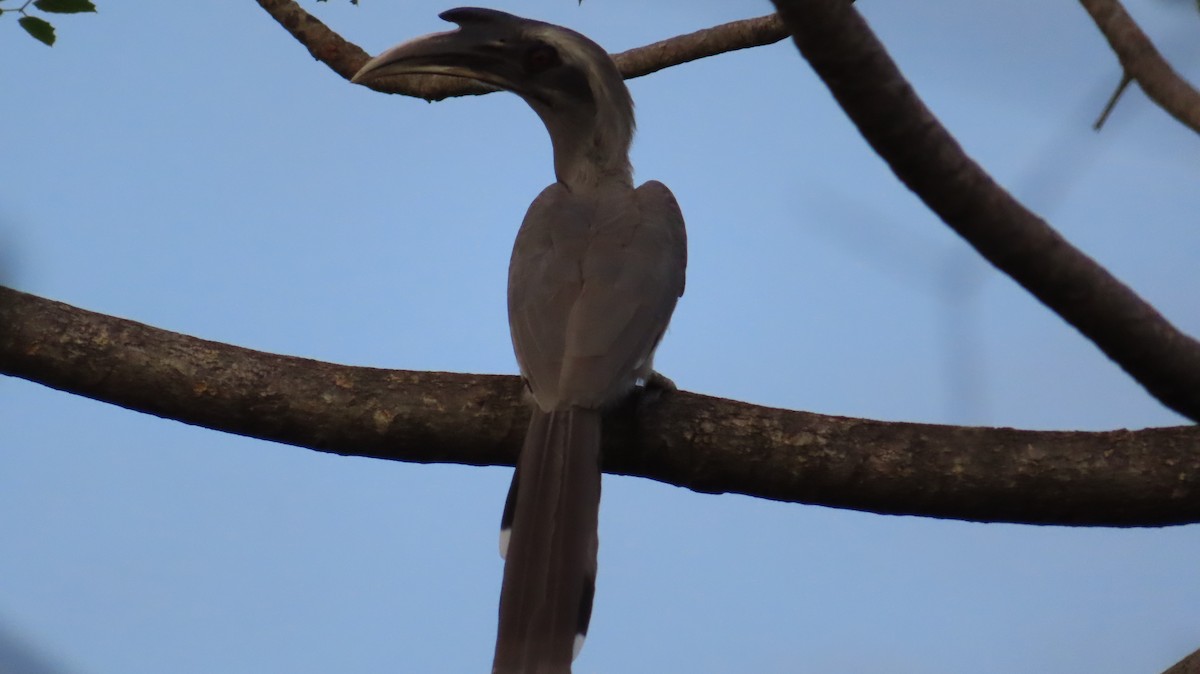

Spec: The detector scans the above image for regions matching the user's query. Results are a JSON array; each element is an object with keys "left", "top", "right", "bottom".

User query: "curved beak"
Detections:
[{"left": 351, "top": 26, "right": 517, "bottom": 90}]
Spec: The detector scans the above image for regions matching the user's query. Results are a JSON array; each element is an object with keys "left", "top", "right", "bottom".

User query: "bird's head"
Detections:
[{"left": 353, "top": 7, "right": 635, "bottom": 188}]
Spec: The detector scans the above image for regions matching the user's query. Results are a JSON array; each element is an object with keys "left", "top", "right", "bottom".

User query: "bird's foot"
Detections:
[
  {"left": 635, "top": 370, "right": 676, "bottom": 408},
  {"left": 645, "top": 370, "right": 677, "bottom": 393}
]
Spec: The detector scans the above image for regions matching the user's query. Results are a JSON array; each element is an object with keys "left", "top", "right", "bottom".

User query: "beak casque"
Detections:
[{"left": 351, "top": 9, "right": 528, "bottom": 88}]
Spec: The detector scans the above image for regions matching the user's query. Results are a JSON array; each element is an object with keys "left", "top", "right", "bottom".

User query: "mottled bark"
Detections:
[
  {"left": 3, "top": 286, "right": 1198, "bottom": 527},
  {"left": 770, "top": 0, "right": 1200, "bottom": 423}
]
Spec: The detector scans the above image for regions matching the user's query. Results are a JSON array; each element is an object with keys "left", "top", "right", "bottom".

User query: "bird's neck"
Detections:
[
  {"left": 539, "top": 107, "right": 634, "bottom": 192},
  {"left": 551, "top": 132, "right": 632, "bottom": 191}
]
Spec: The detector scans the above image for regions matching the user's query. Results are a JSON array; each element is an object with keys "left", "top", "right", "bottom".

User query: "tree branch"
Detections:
[
  {"left": 1163, "top": 645, "right": 1200, "bottom": 674},
  {"left": 3, "top": 286, "right": 1198, "bottom": 527},
  {"left": 769, "top": 0, "right": 1200, "bottom": 423},
  {"left": 611, "top": 14, "right": 787, "bottom": 80},
  {"left": 1078, "top": 0, "right": 1200, "bottom": 135},
  {"left": 253, "top": 0, "right": 788, "bottom": 100}
]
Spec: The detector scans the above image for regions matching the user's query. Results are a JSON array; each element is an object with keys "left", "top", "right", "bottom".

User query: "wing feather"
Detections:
[{"left": 508, "top": 180, "right": 686, "bottom": 410}]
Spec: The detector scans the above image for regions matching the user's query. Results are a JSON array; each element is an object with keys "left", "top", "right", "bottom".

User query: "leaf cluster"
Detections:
[{"left": 0, "top": 0, "right": 96, "bottom": 46}]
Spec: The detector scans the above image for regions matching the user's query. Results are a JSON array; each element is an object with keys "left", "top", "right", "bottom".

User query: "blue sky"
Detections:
[{"left": 2, "top": 0, "right": 1199, "bottom": 672}]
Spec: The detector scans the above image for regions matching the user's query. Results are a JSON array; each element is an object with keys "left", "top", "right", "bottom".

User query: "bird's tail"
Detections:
[{"left": 493, "top": 408, "right": 602, "bottom": 674}]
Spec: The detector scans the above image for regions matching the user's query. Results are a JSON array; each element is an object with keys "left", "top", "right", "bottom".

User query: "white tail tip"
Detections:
[{"left": 498, "top": 527, "right": 511, "bottom": 559}]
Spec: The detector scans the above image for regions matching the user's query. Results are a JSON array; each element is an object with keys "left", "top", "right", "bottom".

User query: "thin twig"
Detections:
[
  {"left": 1079, "top": 0, "right": 1200, "bottom": 135},
  {"left": 1094, "top": 71, "right": 1134, "bottom": 130}
]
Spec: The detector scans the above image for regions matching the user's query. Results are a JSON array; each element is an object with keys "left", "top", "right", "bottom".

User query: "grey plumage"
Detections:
[
  {"left": 353, "top": 8, "right": 686, "bottom": 673},
  {"left": 509, "top": 181, "right": 686, "bottom": 410}
]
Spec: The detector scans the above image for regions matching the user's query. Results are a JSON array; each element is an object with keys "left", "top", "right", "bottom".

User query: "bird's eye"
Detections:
[{"left": 523, "top": 43, "right": 561, "bottom": 74}]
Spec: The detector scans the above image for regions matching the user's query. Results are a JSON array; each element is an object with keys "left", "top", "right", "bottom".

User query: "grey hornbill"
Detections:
[{"left": 353, "top": 8, "right": 686, "bottom": 672}]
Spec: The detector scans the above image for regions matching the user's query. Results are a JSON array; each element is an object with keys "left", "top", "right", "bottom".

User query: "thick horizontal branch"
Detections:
[
  {"left": 1078, "top": 0, "right": 1200, "bottom": 135},
  {"left": 253, "top": 0, "right": 788, "bottom": 100},
  {"left": 3, "top": 286, "right": 1198, "bottom": 527},
  {"left": 770, "top": 0, "right": 1200, "bottom": 423}
]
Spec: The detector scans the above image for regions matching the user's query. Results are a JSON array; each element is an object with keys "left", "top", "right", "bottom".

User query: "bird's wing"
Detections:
[
  {"left": 508, "top": 183, "right": 582, "bottom": 409},
  {"left": 509, "top": 180, "right": 686, "bottom": 410}
]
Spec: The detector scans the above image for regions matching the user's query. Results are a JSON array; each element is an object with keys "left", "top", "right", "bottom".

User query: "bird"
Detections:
[{"left": 352, "top": 8, "right": 687, "bottom": 673}]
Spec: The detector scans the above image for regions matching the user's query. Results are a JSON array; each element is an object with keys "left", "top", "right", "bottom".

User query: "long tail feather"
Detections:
[{"left": 493, "top": 408, "right": 602, "bottom": 674}]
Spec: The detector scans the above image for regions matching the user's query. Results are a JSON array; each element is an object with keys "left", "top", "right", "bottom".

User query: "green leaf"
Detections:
[
  {"left": 33, "top": 0, "right": 96, "bottom": 13},
  {"left": 19, "top": 16, "right": 56, "bottom": 46}
]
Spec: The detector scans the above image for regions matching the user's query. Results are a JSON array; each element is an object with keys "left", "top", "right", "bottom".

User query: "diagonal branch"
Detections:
[
  {"left": 770, "top": 0, "right": 1200, "bottom": 423},
  {"left": 1163, "top": 645, "right": 1200, "bottom": 674},
  {"left": 611, "top": 13, "right": 787, "bottom": 80},
  {"left": 253, "top": 0, "right": 788, "bottom": 100},
  {"left": 1078, "top": 0, "right": 1200, "bottom": 135},
  {"left": 3, "top": 286, "right": 1199, "bottom": 527}
]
